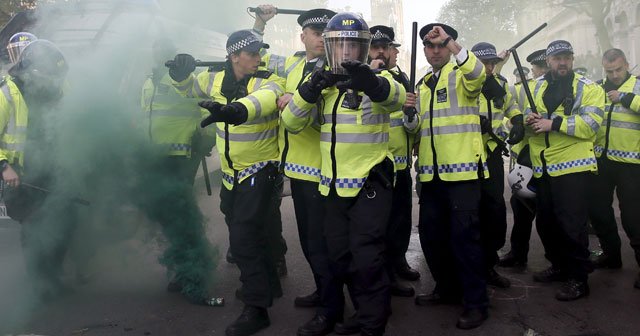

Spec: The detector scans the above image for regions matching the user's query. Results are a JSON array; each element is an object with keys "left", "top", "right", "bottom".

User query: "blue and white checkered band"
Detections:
[
  {"left": 547, "top": 42, "right": 573, "bottom": 56},
  {"left": 531, "top": 53, "right": 546, "bottom": 63},
  {"left": 302, "top": 15, "right": 331, "bottom": 27},
  {"left": 473, "top": 48, "right": 497, "bottom": 58},
  {"left": 372, "top": 30, "right": 391, "bottom": 41},
  {"left": 227, "top": 34, "right": 260, "bottom": 55}
]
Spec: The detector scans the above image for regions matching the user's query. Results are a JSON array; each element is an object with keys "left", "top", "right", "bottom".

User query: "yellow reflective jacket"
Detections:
[
  {"left": 407, "top": 51, "right": 487, "bottom": 182},
  {"left": 509, "top": 80, "right": 536, "bottom": 158},
  {"left": 141, "top": 72, "right": 208, "bottom": 157},
  {"left": 524, "top": 73, "right": 605, "bottom": 177},
  {"left": 595, "top": 75, "right": 640, "bottom": 164},
  {"left": 479, "top": 74, "right": 521, "bottom": 152},
  {"left": 264, "top": 51, "right": 323, "bottom": 182},
  {"left": 174, "top": 66, "right": 285, "bottom": 190},
  {"left": 282, "top": 70, "right": 406, "bottom": 197},
  {"left": 0, "top": 77, "right": 27, "bottom": 169},
  {"left": 387, "top": 67, "right": 414, "bottom": 171}
]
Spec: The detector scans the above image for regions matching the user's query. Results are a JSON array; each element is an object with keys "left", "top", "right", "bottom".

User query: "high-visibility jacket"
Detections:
[
  {"left": 387, "top": 67, "right": 414, "bottom": 171},
  {"left": 595, "top": 75, "right": 640, "bottom": 164},
  {"left": 174, "top": 66, "right": 285, "bottom": 190},
  {"left": 407, "top": 51, "right": 487, "bottom": 182},
  {"left": 263, "top": 51, "right": 323, "bottom": 182},
  {"left": 282, "top": 69, "right": 406, "bottom": 197},
  {"left": 0, "top": 77, "right": 27, "bottom": 169},
  {"left": 479, "top": 74, "right": 521, "bottom": 152},
  {"left": 141, "top": 72, "right": 208, "bottom": 157},
  {"left": 524, "top": 73, "right": 605, "bottom": 177},
  {"left": 509, "top": 80, "right": 536, "bottom": 158}
]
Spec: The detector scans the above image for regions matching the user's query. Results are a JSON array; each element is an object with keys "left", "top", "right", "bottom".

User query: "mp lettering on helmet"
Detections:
[{"left": 342, "top": 19, "right": 355, "bottom": 26}]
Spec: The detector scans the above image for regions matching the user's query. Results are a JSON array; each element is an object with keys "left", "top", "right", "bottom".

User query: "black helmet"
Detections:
[
  {"left": 8, "top": 40, "right": 68, "bottom": 81},
  {"left": 323, "top": 12, "right": 371, "bottom": 75}
]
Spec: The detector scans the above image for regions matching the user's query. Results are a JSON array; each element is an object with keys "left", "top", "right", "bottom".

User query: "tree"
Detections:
[
  {"left": 436, "top": 0, "right": 519, "bottom": 49},
  {"left": 0, "top": 0, "right": 36, "bottom": 28}
]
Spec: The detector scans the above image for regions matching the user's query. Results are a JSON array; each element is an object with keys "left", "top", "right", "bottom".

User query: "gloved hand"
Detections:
[
  {"left": 199, "top": 101, "right": 248, "bottom": 127},
  {"left": 169, "top": 54, "right": 196, "bottom": 82},
  {"left": 481, "top": 75, "right": 506, "bottom": 101},
  {"left": 507, "top": 115, "right": 525, "bottom": 145},
  {"left": 298, "top": 70, "right": 337, "bottom": 103},
  {"left": 340, "top": 60, "right": 384, "bottom": 95},
  {"left": 479, "top": 115, "right": 492, "bottom": 134}
]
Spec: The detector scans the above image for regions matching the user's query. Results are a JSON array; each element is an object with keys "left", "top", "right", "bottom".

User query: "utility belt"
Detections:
[{"left": 363, "top": 158, "right": 395, "bottom": 198}]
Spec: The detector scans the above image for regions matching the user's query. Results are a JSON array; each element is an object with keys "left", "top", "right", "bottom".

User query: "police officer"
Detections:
[
  {"left": 471, "top": 42, "right": 524, "bottom": 289},
  {"left": 1, "top": 40, "right": 72, "bottom": 299},
  {"left": 282, "top": 12, "right": 405, "bottom": 336},
  {"left": 368, "top": 24, "right": 419, "bottom": 298},
  {"left": 250, "top": 6, "right": 345, "bottom": 335},
  {"left": 589, "top": 48, "right": 640, "bottom": 289},
  {"left": 512, "top": 67, "right": 529, "bottom": 85},
  {"left": 405, "top": 23, "right": 489, "bottom": 329},
  {"left": 6, "top": 32, "right": 37, "bottom": 64},
  {"left": 169, "top": 30, "right": 285, "bottom": 336},
  {"left": 500, "top": 49, "right": 548, "bottom": 267},
  {"left": 525, "top": 40, "right": 604, "bottom": 301}
]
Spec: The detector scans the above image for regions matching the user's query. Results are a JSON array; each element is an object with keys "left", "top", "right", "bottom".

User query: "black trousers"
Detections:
[
  {"left": 386, "top": 168, "right": 413, "bottom": 279},
  {"left": 323, "top": 162, "right": 394, "bottom": 335},
  {"left": 220, "top": 163, "right": 281, "bottom": 308},
  {"left": 508, "top": 195, "right": 536, "bottom": 261},
  {"left": 535, "top": 172, "right": 592, "bottom": 281},
  {"left": 268, "top": 174, "right": 288, "bottom": 262},
  {"left": 419, "top": 178, "right": 488, "bottom": 309},
  {"left": 588, "top": 158, "right": 640, "bottom": 266},
  {"left": 290, "top": 178, "right": 343, "bottom": 319},
  {"left": 479, "top": 148, "right": 507, "bottom": 268}
]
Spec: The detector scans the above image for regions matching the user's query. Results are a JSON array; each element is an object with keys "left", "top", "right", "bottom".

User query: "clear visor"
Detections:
[
  {"left": 324, "top": 30, "right": 371, "bottom": 75},
  {"left": 7, "top": 41, "right": 31, "bottom": 64}
]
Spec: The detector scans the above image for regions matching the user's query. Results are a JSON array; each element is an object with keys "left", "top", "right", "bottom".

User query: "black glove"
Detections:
[
  {"left": 339, "top": 61, "right": 385, "bottom": 99},
  {"left": 169, "top": 54, "right": 196, "bottom": 82},
  {"left": 298, "top": 70, "right": 337, "bottom": 103},
  {"left": 479, "top": 115, "right": 492, "bottom": 134},
  {"left": 199, "top": 101, "right": 248, "bottom": 127},
  {"left": 481, "top": 75, "right": 507, "bottom": 102},
  {"left": 507, "top": 115, "right": 525, "bottom": 145}
]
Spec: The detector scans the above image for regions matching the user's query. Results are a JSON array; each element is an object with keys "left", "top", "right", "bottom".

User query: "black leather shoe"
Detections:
[
  {"left": 456, "top": 308, "right": 488, "bottom": 330},
  {"left": 294, "top": 290, "right": 320, "bottom": 308},
  {"left": 225, "top": 305, "right": 270, "bottom": 336},
  {"left": 634, "top": 273, "right": 640, "bottom": 289},
  {"left": 226, "top": 248, "right": 236, "bottom": 264},
  {"left": 415, "top": 292, "right": 460, "bottom": 306},
  {"left": 276, "top": 258, "right": 288, "bottom": 277},
  {"left": 167, "top": 280, "right": 182, "bottom": 293},
  {"left": 497, "top": 252, "right": 527, "bottom": 268},
  {"left": 533, "top": 266, "right": 567, "bottom": 283},
  {"left": 390, "top": 281, "right": 415, "bottom": 297},
  {"left": 555, "top": 279, "right": 589, "bottom": 301},
  {"left": 592, "top": 253, "right": 622, "bottom": 269},
  {"left": 334, "top": 314, "right": 359, "bottom": 335},
  {"left": 297, "top": 314, "right": 336, "bottom": 336},
  {"left": 394, "top": 260, "right": 421, "bottom": 281},
  {"left": 487, "top": 268, "right": 511, "bottom": 288}
]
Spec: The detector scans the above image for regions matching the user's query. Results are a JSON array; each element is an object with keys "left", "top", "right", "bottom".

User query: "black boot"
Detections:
[
  {"left": 591, "top": 253, "right": 622, "bottom": 269},
  {"left": 487, "top": 268, "right": 511, "bottom": 288},
  {"left": 390, "top": 281, "right": 415, "bottom": 297},
  {"left": 334, "top": 313, "right": 359, "bottom": 335},
  {"left": 297, "top": 314, "right": 336, "bottom": 336},
  {"left": 394, "top": 257, "right": 420, "bottom": 281},
  {"left": 225, "top": 305, "right": 270, "bottom": 336},
  {"left": 533, "top": 266, "right": 567, "bottom": 283},
  {"left": 456, "top": 308, "right": 488, "bottom": 330},
  {"left": 294, "top": 290, "right": 320, "bottom": 308},
  {"left": 497, "top": 251, "right": 527, "bottom": 267},
  {"left": 555, "top": 279, "right": 589, "bottom": 301}
]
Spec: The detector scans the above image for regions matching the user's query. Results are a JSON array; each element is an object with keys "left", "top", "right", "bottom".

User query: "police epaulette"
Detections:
[
  {"left": 578, "top": 76, "right": 594, "bottom": 85},
  {"left": 253, "top": 70, "right": 273, "bottom": 79},
  {"left": 293, "top": 50, "right": 306, "bottom": 57},
  {"left": 417, "top": 74, "right": 428, "bottom": 86}
]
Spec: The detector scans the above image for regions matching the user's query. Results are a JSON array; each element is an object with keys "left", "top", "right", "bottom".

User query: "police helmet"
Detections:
[
  {"left": 323, "top": 12, "right": 371, "bottom": 75},
  {"left": 6, "top": 32, "right": 37, "bottom": 64},
  {"left": 507, "top": 163, "right": 536, "bottom": 199}
]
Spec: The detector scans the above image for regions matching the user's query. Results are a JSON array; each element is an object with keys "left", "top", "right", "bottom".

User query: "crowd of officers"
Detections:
[{"left": 1, "top": 4, "right": 640, "bottom": 336}]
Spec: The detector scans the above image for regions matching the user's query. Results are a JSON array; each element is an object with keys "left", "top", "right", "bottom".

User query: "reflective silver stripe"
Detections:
[
  {"left": 329, "top": 114, "right": 357, "bottom": 124},
  {"left": 581, "top": 114, "right": 600, "bottom": 132},
  {"left": 1, "top": 84, "right": 13, "bottom": 106},
  {"left": 415, "top": 85, "right": 422, "bottom": 113},
  {"left": 246, "top": 95, "right": 262, "bottom": 119},
  {"left": 261, "top": 81, "right": 284, "bottom": 95},
  {"left": 390, "top": 118, "right": 404, "bottom": 127},
  {"left": 192, "top": 76, "right": 207, "bottom": 98},
  {"left": 151, "top": 109, "right": 202, "bottom": 118},
  {"left": 206, "top": 72, "right": 217, "bottom": 98},
  {"left": 448, "top": 70, "right": 458, "bottom": 108},
  {"left": 174, "top": 80, "right": 192, "bottom": 92},
  {"left": 361, "top": 96, "right": 389, "bottom": 125},
  {"left": 433, "top": 106, "right": 478, "bottom": 118},
  {"left": 268, "top": 54, "right": 286, "bottom": 76},
  {"left": 217, "top": 128, "right": 278, "bottom": 142},
  {"left": 567, "top": 116, "right": 576, "bottom": 135},
  {"left": 421, "top": 123, "right": 480, "bottom": 137},
  {"left": 244, "top": 113, "right": 278, "bottom": 125},
  {"left": 389, "top": 78, "right": 401, "bottom": 106},
  {"left": 0, "top": 142, "right": 24, "bottom": 151},
  {"left": 580, "top": 106, "right": 604, "bottom": 118},
  {"left": 533, "top": 80, "right": 544, "bottom": 97},
  {"left": 286, "top": 58, "right": 305, "bottom": 76},
  {"left": 323, "top": 112, "right": 388, "bottom": 125},
  {"left": 571, "top": 80, "right": 585, "bottom": 113},
  {"left": 609, "top": 120, "right": 640, "bottom": 131},
  {"left": 252, "top": 78, "right": 264, "bottom": 92},
  {"left": 634, "top": 78, "right": 640, "bottom": 95},
  {"left": 463, "top": 59, "right": 484, "bottom": 80},
  {"left": 287, "top": 99, "right": 308, "bottom": 118},
  {"left": 320, "top": 132, "right": 389, "bottom": 143}
]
